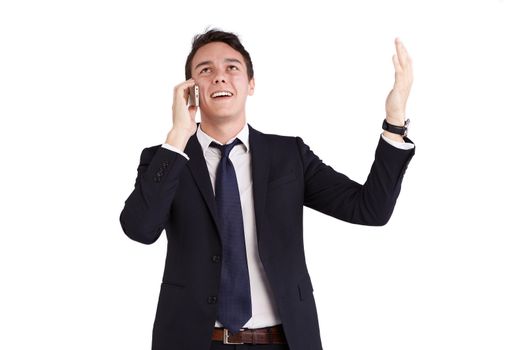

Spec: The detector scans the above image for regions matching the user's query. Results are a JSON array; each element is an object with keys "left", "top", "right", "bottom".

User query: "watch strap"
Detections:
[{"left": 382, "top": 118, "right": 410, "bottom": 136}]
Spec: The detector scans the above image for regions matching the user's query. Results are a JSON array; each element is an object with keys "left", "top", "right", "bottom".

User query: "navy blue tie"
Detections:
[{"left": 211, "top": 139, "right": 252, "bottom": 334}]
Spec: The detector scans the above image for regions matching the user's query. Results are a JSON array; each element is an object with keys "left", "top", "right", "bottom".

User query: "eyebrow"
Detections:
[
  {"left": 225, "top": 58, "right": 242, "bottom": 65},
  {"left": 193, "top": 58, "right": 243, "bottom": 71}
]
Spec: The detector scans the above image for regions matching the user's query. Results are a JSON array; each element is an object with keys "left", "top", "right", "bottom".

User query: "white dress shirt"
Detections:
[{"left": 160, "top": 125, "right": 414, "bottom": 328}]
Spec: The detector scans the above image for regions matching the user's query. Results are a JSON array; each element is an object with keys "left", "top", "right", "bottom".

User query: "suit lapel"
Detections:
[
  {"left": 249, "top": 125, "right": 270, "bottom": 244},
  {"left": 185, "top": 134, "right": 220, "bottom": 232}
]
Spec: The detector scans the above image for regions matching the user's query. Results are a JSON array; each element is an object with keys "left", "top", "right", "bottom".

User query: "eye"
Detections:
[
  {"left": 200, "top": 67, "right": 211, "bottom": 74},
  {"left": 228, "top": 65, "right": 239, "bottom": 71}
]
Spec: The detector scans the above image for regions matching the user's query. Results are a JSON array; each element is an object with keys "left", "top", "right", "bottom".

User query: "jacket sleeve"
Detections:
[
  {"left": 299, "top": 136, "right": 415, "bottom": 226},
  {"left": 119, "top": 145, "right": 188, "bottom": 244}
]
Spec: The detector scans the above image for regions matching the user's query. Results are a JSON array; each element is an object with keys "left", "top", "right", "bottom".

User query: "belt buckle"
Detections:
[{"left": 223, "top": 328, "right": 244, "bottom": 345}]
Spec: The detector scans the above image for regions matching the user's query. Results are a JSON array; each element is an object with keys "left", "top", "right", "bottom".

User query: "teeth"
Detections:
[{"left": 211, "top": 91, "right": 233, "bottom": 98}]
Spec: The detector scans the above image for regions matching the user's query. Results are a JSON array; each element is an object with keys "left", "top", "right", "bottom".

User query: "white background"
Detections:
[{"left": 1, "top": 0, "right": 524, "bottom": 349}]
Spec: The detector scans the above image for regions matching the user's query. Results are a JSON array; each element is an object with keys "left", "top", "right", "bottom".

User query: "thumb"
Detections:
[{"left": 188, "top": 105, "right": 198, "bottom": 120}]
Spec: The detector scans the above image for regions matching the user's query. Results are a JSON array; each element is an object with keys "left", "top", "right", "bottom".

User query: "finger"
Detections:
[
  {"left": 394, "top": 39, "right": 414, "bottom": 85},
  {"left": 395, "top": 38, "right": 412, "bottom": 70},
  {"left": 174, "top": 79, "right": 195, "bottom": 95},
  {"left": 392, "top": 56, "right": 412, "bottom": 92},
  {"left": 392, "top": 54, "right": 402, "bottom": 73},
  {"left": 188, "top": 105, "right": 198, "bottom": 119},
  {"left": 173, "top": 79, "right": 196, "bottom": 100}
]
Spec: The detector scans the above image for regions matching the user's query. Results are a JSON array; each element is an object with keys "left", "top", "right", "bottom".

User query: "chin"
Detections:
[{"left": 202, "top": 109, "right": 243, "bottom": 123}]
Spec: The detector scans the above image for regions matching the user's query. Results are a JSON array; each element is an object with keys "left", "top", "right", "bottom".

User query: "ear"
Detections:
[{"left": 248, "top": 77, "right": 255, "bottom": 96}]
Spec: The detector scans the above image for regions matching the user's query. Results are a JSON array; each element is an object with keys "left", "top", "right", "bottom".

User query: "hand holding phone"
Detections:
[{"left": 166, "top": 79, "right": 198, "bottom": 149}]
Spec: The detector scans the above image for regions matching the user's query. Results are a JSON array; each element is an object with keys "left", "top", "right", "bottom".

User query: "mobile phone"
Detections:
[{"left": 188, "top": 85, "right": 199, "bottom": 107}]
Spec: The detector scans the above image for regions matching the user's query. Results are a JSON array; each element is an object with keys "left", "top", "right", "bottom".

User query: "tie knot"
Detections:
[{"left": 210, "top": 138, "right": 242, "bottom": 159}]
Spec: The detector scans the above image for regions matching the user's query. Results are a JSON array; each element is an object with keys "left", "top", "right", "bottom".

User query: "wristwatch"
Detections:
[{"left": 382, "top": 118, "right": 410, "bottom": 136}]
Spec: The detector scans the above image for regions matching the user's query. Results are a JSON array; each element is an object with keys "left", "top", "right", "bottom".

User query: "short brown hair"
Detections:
[{"left": 185, "top": 29, "right": 254, "bottom": 81}]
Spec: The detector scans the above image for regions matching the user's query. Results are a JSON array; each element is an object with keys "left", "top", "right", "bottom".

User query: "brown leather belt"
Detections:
[{"left": 212, "top": 325, "right": 287, "bottom": 345}]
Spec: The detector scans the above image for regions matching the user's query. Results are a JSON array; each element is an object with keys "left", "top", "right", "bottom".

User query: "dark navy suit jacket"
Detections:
[{"left": 120, "top": 125, "right": 415, "bottom": 350}]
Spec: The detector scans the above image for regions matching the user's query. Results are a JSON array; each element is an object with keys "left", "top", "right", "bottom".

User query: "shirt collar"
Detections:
[{"left": 196, "top": 123, "right": 250, "bottom": 154}]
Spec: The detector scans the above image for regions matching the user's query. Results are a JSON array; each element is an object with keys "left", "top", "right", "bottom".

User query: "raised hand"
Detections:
[{"left": 385, "top": 38, "right": 413, "bottom": 127}]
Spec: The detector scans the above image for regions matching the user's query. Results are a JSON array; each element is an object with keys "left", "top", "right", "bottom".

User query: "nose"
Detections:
[{"left": 213, "top": 69, "right": 227, "bottom": 84}]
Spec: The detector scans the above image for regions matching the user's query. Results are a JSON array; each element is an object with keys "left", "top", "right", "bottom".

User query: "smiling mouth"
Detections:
[{"left": 210, "top": 91, "right": 233, "bottom": 99}]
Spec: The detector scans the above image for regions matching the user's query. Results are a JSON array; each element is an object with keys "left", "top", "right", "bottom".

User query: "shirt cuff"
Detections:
[
  {"left": 381, "top": 134, "right": 415, "bottom": 150},
  {"left": 161, "top": 143, "right": 190, "bottom": 160}
]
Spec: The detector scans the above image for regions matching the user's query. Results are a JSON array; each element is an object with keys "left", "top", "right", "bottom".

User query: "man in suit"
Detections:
[{"left": 120, "top": 29, "right": 415, "bottom": 350}]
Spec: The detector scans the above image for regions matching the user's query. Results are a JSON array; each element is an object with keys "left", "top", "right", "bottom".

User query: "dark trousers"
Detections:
[{"left": 210, "top": 341, "right": 290, "bottom": 350}]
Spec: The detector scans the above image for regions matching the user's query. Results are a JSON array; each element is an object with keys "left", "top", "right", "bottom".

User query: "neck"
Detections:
[{"left": 200, "top": 116, "right": 246, "bottom": 144}]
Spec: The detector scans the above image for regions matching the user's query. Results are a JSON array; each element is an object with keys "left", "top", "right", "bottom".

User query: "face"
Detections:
[{"left": 191, "top": 42, "right": 255, "bottom": 124}]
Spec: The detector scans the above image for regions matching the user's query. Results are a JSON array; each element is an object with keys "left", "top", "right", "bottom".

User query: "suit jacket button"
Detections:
[
  {"left": 207, "top": 296, "right": 217, "bottom": 304},
  {"left": 156, "top": 170, "right": 164, "bottom": 177},
  {"left": 212, "top": 255, "right": 221, "bottom": 263},
  {"left": 153, "top": 176, "right": 160, "bottom": 183}
]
